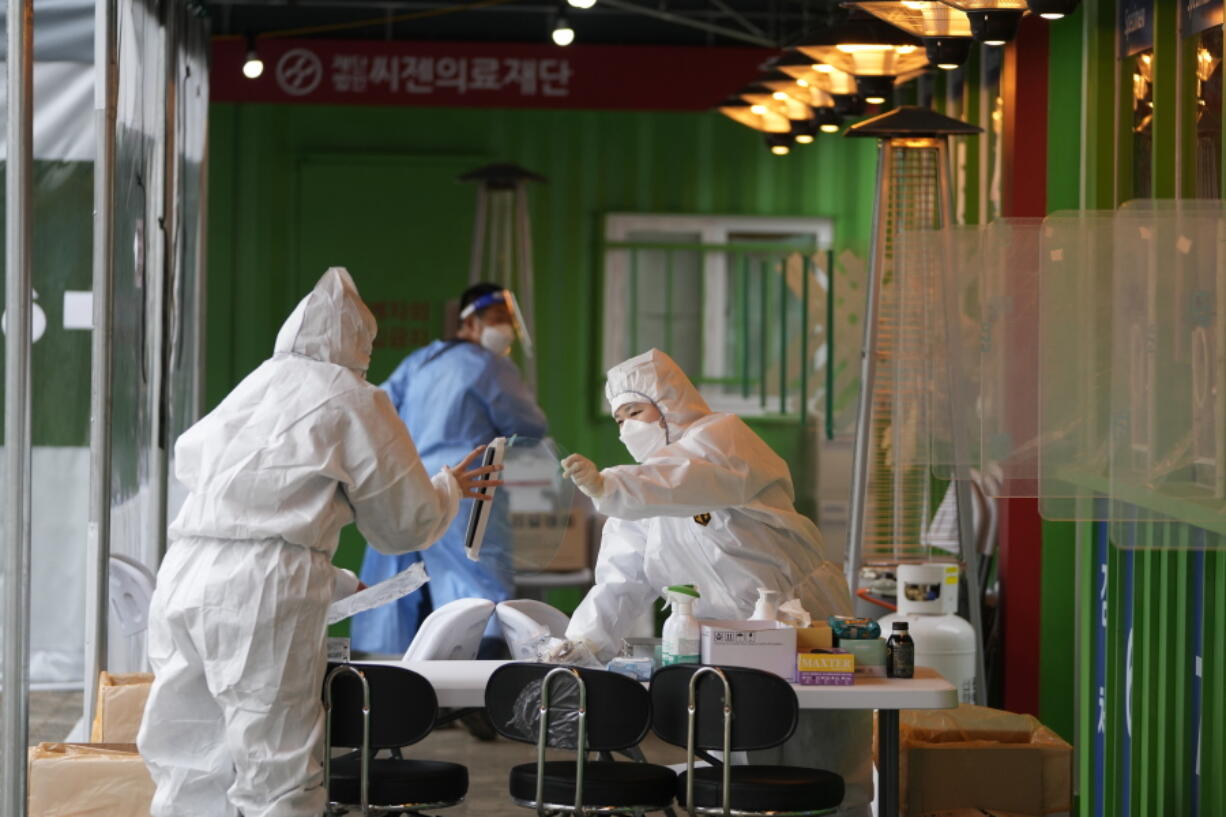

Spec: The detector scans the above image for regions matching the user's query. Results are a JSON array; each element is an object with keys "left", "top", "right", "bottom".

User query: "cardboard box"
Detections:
[
  {"left": 28, "top": 743, "right": 154, "bottom": 817},
  {"left": 897, "top": 705, "right": 1073, "bottom": 817},
  {"left": 795, "top": 624, "right": 834, "bottom": 651},
  {"left": 91, "top": 672, "right": 154, "bottom": 744},
  {"left": 700, "top": 620, "right": 797, "bottom": 681},
  {"left": 916, "top": 810, "right": 1036, "bottom": 817}
]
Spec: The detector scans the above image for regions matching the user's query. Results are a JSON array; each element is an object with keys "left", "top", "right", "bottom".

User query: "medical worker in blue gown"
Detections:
[{"left": 352, "top": 283, "right": 548, "bottom": 657}]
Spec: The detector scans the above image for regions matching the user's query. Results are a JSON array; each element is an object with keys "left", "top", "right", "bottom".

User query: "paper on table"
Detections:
[{"left": 327, "top": 562, "right": 430, "bottom": 625}]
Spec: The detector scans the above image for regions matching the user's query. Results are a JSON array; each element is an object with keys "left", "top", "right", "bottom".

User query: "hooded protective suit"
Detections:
[
  {"left": 137, "top": 268, "right": 461, "bottom": 817},
  {"left": 565, "top": 349, "right": 872, "bottom": 817}
]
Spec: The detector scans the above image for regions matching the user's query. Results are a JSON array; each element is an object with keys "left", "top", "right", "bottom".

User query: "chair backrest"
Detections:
[
  {"left": 325, "top": 662, "right": 438, "bottom": 750},
  {"left": 109, "top": 554, "right": 155, "bottom": 637},
  {"left": 484, "top": 662, "right": 651, "bottom": 752},
  {"left": 496, "top": 600, "right": 571, "bottom": 660},
  {"left": 402, "top": 598, "right": 496, "bottom": 661},
  {"left": 650, "top": 665, "right": 798, "bottom": 752}
]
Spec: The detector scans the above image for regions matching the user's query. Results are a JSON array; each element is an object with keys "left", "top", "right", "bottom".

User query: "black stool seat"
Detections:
[
  {"left": 510, "top": 761, "right": 678, "bottom": 808},
  {"left": 678, "top": 765, "right": 844, "bottom": 813},
  {"left": 329, "top": 756, "right": 468, "bottom": 806}
]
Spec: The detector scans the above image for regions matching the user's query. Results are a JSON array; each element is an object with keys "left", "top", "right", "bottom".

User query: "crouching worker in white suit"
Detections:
[
  {"left": 137, "top": 267, "right": 501, "bottom": 817},
  {"left": 556, "top": 348, "right": 873, "bottom": 817}
]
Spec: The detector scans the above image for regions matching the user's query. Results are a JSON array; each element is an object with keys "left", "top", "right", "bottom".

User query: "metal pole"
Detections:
[
  {"left": 468, "top": 188, "right": 487, "bottom": 285},
  {"left": 3, "top": 0, "right": 36, "bottom": 806},
  {"left": 845, "top": 140, "right": 891, "bottom": 591},
  {"left": 84, "top": 0, "right": 119, "bottom": 726},
  {"left": 937, "top": 139, "right": 988, "bottom": 706}
]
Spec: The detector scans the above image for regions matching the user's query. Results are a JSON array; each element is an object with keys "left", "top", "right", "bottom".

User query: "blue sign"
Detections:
[
  {"left": 1183, "top": 0, "right": 1223, "bottom": 38},
  {"left": 1121, "top": 0, "right": 1155, "bottom": 57}
]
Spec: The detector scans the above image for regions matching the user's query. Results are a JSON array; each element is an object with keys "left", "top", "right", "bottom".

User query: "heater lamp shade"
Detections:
[
  {"left": 717, "top": 99, "right": 792, "bottom": 133},
  {"left": 765, "top": 132, "right": 796, "bottom": 155},
  {"left": 849, "top": 2, "right": 973, "bottom": 38},
  {"left": 739, "top": 83, "right": 814, "bottom": 121},
  {"left": 761, "top": 70, "right": 839, "bottom": 109},
  {"left": 795, "top": 18, "right": 929, "bottom": 78},
  {"left": 938, "top": 0, "right": 1028, "bottom": 9},
  {"left": 774, "top": 51, "right": 860, "bottom": 95},
  {"left": 855, "top": 75, "right": 896, "bottom": 104}
]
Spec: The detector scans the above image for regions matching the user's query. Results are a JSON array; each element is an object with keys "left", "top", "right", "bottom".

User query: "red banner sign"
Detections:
[{"left": 211, "top": 38, "right": 770, "bottom": 111}]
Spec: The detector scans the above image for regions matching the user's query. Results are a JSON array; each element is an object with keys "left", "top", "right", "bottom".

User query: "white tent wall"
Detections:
[{"left": 0, "top": 0, "right": 208, "bottom": 698}]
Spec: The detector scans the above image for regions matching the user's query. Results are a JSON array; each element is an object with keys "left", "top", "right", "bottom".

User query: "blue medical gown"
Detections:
[{"left": 351, "top": 340, "right": 548, "bottom": 655}]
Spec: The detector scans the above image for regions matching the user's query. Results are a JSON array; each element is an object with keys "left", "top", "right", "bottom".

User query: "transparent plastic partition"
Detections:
[
  {"left": 1109, "top": 201, "right": 1226, "bottom": 542},
  {"left": 489, "top": 437, "right": 578, "bottom": 576},
  {"left": 1038, "top": 211, "right": 1116, "bottom": 521},
  {"left": 930, "top": 225, "right": 986, "bottom": 484},
  {"left": 977, "top": 219, "right": 1043, "bottom": 497}
]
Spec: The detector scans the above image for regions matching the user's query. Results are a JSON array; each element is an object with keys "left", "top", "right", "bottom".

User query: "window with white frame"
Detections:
[{"left": 601, "top": 213, "right": 834, "bottom": 420}]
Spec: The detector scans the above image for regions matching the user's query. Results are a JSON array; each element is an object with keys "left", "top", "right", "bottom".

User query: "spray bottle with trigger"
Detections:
[{"left": 661, "top": 584, "right": 701, "bottom": 665}]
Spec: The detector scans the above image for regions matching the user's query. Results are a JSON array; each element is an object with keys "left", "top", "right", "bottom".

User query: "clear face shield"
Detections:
[{"left": 460, "top": 288, "right": 535, "bottom": 361}]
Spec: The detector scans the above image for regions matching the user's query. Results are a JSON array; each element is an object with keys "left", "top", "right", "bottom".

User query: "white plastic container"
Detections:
[
  {"left": 662, "top": 585, "right": 701, "bottom": 665},
  {"left": 879, "top": 563, "right": 977, "bottom": 703},
  {"left": 751, "top": 587, "right": 781, "bottom": 621}
]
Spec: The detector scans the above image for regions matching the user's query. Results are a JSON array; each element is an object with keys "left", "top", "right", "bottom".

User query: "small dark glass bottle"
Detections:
[{"left": 886, "top": 621, "right": 915, "bottom": 679}]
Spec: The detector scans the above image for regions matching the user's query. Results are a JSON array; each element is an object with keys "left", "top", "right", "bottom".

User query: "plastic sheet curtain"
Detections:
[
  {"left": 0, "top": 0, "right": 97, "bottom": 692},
  {"left": 916, "top": 202, "right": 1224, "bottom": 548},
  {"left": 0, "top": 0, "right": 207, "bottom": 758}
]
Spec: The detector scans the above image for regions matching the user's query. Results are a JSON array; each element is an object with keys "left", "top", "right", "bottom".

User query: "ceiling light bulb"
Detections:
[
  {"left": 750, "top": 104, "right": 767, "bottom": 114},
  {"left": 938, "top": 63, "right": 959, "bottom": 69},
  {"left": 865, "top": 95, "right": 886, "bottom": 104},
  {"left": 772, "top": 91, "right": 789, "bottom": 100},
  {"left": 796, "top": 134, "right": 815, "bottom": 144},
  {"left": 902, "top": 0, "right": 926, "bottom": 7},
  {"left": 1039, "top": 12, "right": 1064, "bottom": 18},
  {"left": 552, "top": 21, "right": 575, "bottom": 46},
  {"left": 820, "top": 123, "right": 840, "bottom": 133},
  {"left": 814, "top": 63, "right": 836, "bottom": 73},
  {"left": 771, "top": 145, "right": 790, "bottom": 156},
  {"left": 984, "top": 39, "right": 1005, "bottom": 46},
  {"left": 567, "top": 0, "right": 596, "bottom": 7},
  {"left": 797, "top": 79, "right": 810, "bottom": 87},
  {"left": 242, "top": 52, "right": 264, "bottom": 79}
]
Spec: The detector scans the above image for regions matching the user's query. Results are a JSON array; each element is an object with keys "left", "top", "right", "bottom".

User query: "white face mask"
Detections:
[
  {"left": 479, "top": 323, "right": 515, "bottom": 356},
  {"left": 619, "top": 418, "right": 669, "bottom": 463}
]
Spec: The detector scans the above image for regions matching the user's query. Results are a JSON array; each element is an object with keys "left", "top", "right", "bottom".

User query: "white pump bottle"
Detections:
[{"left": 661, "top": 584, "right": 701, "bottom": 665}]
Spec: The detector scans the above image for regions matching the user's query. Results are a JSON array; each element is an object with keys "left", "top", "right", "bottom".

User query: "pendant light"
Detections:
[
  {"left": 815, "top": 106, "right": 845, "bottom": 133},
  {"left": 1024, "top": 0, "right": 1079, "bottom": 19},
  {"left": 551, "top": 11, "right": 575, "bottom": 46},
  {"left": 242, "top": 35, "right": 264, "bottom": 79},
  {"left": 848, "top": 1, "right": 975, "bottom": 69},
  {"left": 795, "top": 17, "right": 929, "bottom": 106},
  {"left": 717, "top": 98, "right": 792, "bottom": 133},
  {"left": 759, "top": 69, "right": 839, "bottom": 110},
  {"left": 937, "top": 0, "right": 1028, "bottom": 46}
]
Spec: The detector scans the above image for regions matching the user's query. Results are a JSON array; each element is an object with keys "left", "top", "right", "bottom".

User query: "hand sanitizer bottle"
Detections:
[{"left": 661, "top": 585, "right": 701, "bottom": 665}]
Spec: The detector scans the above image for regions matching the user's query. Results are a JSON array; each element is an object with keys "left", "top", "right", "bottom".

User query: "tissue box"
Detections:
[
  {"left": 28, "top": 743, "right": 155, "bottom": 817},
  {"left": 91, "top": 672, "right": 154, "bottom": 744},
  {"left": 700, "top": 620, "right": 797, "bottom": 681}
]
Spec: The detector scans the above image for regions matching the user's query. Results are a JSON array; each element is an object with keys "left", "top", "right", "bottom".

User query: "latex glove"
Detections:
[
  {"left": 561, "top": 454, "right": 606, "bottom": 499},
  {"left": 537, "top": 637, "right": 601, "bottom": 668}
]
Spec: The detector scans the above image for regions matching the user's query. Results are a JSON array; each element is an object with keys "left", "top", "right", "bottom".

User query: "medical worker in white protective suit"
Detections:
[
  {"left": 137, "top": 267, "right": 500, "bottom": 817},
  {"left": 556, "top": 349, "right": 873, "bottom": 817}
]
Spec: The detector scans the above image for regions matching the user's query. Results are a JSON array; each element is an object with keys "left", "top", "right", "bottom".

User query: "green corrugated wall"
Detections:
[{"left": 207, "top": 101, "right": 878, "bottom": 579}]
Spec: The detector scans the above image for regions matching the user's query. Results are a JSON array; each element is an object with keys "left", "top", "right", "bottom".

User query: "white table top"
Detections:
[{"left": 366, "top": 659, "right": 957, "bottom": 711}]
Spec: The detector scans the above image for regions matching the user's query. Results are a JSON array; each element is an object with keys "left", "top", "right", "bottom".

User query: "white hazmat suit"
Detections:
[
  {"left": 137, "top": 268, "right": 462, "bottom": 817},
  {"left": 564, "top": 349, "right": 873, "bottom": 816}
]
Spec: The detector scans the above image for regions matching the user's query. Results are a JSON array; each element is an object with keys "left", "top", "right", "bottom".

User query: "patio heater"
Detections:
[
  {"left": 460, "top": 162, "right": 546, "bottom": 388},
  {"left": 842, "top": 107, "right": 988, "bottom": 716}
]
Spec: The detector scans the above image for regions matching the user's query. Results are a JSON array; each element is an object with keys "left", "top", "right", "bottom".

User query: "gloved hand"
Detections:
[
  {"left": 561, "top": 454, "right": 605, "bottom": 499},
  {"left": 537, "top": 637, "right": 601, "bottom": 668}
]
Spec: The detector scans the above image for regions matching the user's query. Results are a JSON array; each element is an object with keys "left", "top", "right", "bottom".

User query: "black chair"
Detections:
[
  {"left": 650, "top": 665, "right": 844, "bottom": 817},
  {"left": 484, "top": 662, "right": 678, "bottom": 816},
  {"left": 324, "top": 663, "right": 469, "bottom": 816}
]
